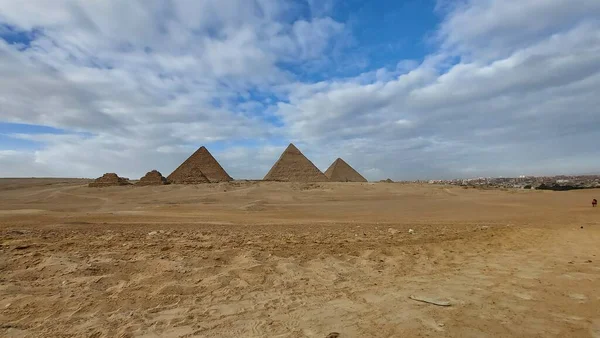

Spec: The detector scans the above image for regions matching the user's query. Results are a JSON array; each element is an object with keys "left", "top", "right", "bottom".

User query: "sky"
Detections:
[{"left": 0, "top": 0, "right": 599, "bottom": 180}]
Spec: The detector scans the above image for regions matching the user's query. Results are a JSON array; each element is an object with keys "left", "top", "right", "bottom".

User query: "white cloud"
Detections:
[
  {"left": 0, "top": 0, "right": 345, "bottom": 128},
  {"left": 0, "top": 0, "right": 346, "bottom": 178},
  {"left": 437, "top": 0, "right": 600, "bottom": 59},
  {"left": 266, "top": 1, "right": 600, "bottom": 179},
  {"left": 0, "top": 150, "right": 57, "bottom": 177},
  {"left": 0, "top": 0, "right": 599, "bottom": 180}
]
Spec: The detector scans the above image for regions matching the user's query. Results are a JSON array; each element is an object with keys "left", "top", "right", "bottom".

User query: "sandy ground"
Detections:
[{"left": 0, "top": 179, "right": 599, "bottom": 338}]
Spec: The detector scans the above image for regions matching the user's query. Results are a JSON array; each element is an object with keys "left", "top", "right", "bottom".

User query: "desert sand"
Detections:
[{"left": 0, "top": 179, "right": 599, "bottom": 337}]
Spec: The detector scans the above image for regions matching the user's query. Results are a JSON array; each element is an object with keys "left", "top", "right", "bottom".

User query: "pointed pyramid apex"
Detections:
[
  {"left": 324, "top": 157, "right": 367, "bottom": 182},
  {"left": 168, "top": 146, "right": 233, "bottom": 183},
  {"left": 284, "top": 143, "right": 301, "bottom": 154},
  {"left": 263, "top": 144, "right": 329, "bottom": 182}
]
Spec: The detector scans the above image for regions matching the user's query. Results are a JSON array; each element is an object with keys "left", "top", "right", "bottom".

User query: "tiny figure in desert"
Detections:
[{"left": 593, "top": 199, "right": 597, "bottom": 207}]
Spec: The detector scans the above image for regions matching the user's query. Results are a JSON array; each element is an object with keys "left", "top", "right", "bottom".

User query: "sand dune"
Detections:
[{"left": 1, "top": 179, "right": 599, "bottom": 337}]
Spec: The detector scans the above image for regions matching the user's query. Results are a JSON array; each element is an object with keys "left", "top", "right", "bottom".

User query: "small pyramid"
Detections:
[
  {"left": 136, "top": 170, "right": 168, "bottom": 186},
  {"left": 263, "top": 143, "right": 329, "bottom": 182},
  {"left": 89, "top": 173, "right": 131, "bottom": 187},
  {"left": 168, "top": 146, "right": 232, "bottom": 183},
  {"left": 324, "top": 158, "right": 367, "bottom": 182}
]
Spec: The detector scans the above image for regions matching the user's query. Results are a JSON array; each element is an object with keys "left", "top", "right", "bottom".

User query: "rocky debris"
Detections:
[
  {"left": 168, "top": 146, "right": 232, "bottom": 183},
  {"left": 136, "top": 170, "right": 168, "bottom": 186},
  {"left": 88, "top": 173, "right": 131, "bottom": 187},
  {"left": 387, "top": 228, "right": 399, "bottom": 235},
  {"left": 263, "top": 143, "right": 329, "bottom": 182},
  {"left": 324, "top": 158, "right": 367, "bottom": 182}
]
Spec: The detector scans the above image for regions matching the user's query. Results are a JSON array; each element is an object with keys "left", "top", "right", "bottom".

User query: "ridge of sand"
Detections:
[
  {"left": 136, "top": 170, "right": 168, "bottom": 186},
  {"left": 88, "top": 173, "right": 131, "bottom": 187},
  {"left": 324, "top": 158, "right": 367, "bottom": 182},
  {"left": 263, "top": 143, "right": 329, "bottom": 182},
  {"left": 168, "top": 146, "right": 232, "bottom": 183}
]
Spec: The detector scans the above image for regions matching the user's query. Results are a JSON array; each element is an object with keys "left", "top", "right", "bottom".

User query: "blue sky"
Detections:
[
  {"left": 333, "top": 0, "right": 438, "bottom": 68},
  {"left": 0, "top": 0, "right": 599, "bottom": 179}
]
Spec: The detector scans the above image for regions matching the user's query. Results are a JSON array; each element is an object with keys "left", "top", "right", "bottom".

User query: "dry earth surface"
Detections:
[{"left": 0, "top": 178, "right": 599, "bottom": 337}]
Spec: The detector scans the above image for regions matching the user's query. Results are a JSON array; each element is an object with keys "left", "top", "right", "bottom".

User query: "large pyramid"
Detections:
[
  {"left": 168, "top": 146, "right": 232, "bottom": 183},
  {"left": 263, "top": 143, "right": 329, "bottom": 182},
  {"left": 324, "top": 158, "right": 367, "bottom": 182}
]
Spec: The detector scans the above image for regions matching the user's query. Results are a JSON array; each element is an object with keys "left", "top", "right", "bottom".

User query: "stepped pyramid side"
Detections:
[
  {"left": 89, "top": 173, "right": 131, "bottom": 187},
  {"left": 324, "top": 158, "right": 367, "bottom": 182},
  {"left": 168, "top": 146, "right": 232, "bottom": 183},
  {"left": 136, "top": 170, "right": 168, "bottom": 186},
  {"left": 263, "top": 143, "right": 329, "bottom": 182}
]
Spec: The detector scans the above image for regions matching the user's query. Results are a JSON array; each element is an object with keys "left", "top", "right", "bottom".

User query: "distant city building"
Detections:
[{"left": 403, "top": 175, "right": 600, "bottom": 190}]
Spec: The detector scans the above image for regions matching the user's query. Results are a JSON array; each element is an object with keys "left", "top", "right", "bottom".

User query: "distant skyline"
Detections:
[{"left": 1, "top": 0, "right": 599, "bottom": 180}]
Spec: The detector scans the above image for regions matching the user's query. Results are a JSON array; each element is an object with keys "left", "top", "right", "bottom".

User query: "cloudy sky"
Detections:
[{"left": 1, "top": 0, "right": 599, "bottom": 180}]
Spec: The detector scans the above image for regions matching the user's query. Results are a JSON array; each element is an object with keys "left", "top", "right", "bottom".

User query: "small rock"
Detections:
[
  {"left": 586, "top": 260, "right": 592, "bottom": 263},
  {"left": 326, "top": 333, "right": 340, "bottom": 338},
  {"left": 148, "top": 231, "right": 158, "bottom": 236},
  {"left": 387, "top": 228, "right": 399, "bottom": 235},
  {"left": 580, "top": 226, "right": 584, "bottom": 229},
  {"left": 408, "top": 229, "right": 415, "bottom": 234}
]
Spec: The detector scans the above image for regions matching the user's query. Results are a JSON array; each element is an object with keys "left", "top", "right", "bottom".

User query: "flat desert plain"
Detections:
[{"left": 1, "top": 179, "right": 599, "bottom": 338}]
